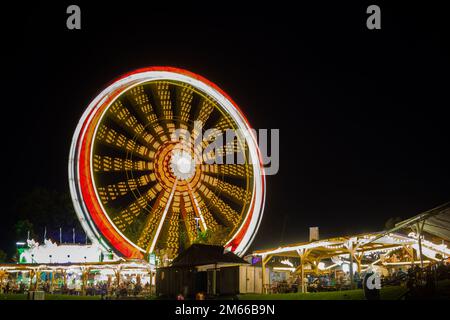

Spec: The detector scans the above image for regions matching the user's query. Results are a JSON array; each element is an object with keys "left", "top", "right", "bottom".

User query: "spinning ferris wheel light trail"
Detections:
[
  {"left": 148, "top": 179, "right": 178, "bottom": 254},
  {"left": 69, "top": 67, "right": 266, "bottom": 259}
]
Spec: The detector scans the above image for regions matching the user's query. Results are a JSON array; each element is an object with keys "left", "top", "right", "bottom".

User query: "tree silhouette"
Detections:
[
  {"left": 14, "top": 219, "right": 35, "bottom": 240},
  {"left": 11, "top": 187, "right": 83, "bottom": 242},
  {"left": 384, "top": 216, "right": 403, "bottom": 230},
  {"left": 194, "top": 226, "right": 230, "bottom": 246},
  {"left": 0, "top": 249, "right": 7, "bottom": 263}
]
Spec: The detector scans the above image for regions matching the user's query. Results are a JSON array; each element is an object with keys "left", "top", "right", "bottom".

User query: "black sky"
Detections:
[{"left": 1, "top": 2, "right": 449, "bottom": 253}]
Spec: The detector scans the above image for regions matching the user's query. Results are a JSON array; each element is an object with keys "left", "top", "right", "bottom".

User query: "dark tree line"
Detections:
[{"left": 1, "top": 188, "right": 85, "bottom": 261}]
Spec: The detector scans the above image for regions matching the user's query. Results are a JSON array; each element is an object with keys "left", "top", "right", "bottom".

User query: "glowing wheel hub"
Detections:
[{"left": 171, "top": 150, "right": 195, "bottom": 181}]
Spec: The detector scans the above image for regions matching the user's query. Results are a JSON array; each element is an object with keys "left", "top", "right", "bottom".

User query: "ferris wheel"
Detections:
[{"left": 69, "top": 67, "right": 265, "bottom": 259}]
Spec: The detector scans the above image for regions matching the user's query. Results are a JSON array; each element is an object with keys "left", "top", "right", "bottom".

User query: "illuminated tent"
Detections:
[
  {"left": 252, "top": 203, "right": 450, "bottom": 294},
  {"left": 421, "top": 212, "right": 450, "bottom": 241},
  {"left": 393, "top": 203, "right": 450, "bottom": 241},
  {"left": 373, "top": 202, "right": 450, "bottom": 241}
]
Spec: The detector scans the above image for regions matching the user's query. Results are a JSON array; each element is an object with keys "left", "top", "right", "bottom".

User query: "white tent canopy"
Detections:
[{"left": 418, "top": 210, "right": 450, "bottom": 241}]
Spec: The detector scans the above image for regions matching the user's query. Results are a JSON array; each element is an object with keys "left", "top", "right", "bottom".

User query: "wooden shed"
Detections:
[{"left": 156, "top": 244, "right": 266, "bottom": 297}]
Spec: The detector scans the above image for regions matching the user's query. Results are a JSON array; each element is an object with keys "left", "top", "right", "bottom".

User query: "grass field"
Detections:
[
  {"left": 0, "top": 293, "right": 103, "bottom": 300},
  {"left": 239, "top": 279, "right": 450, "bottom": 300},
  {"left": 1, "top": 280, "right": 448, "bottom": 300},
  {"left": 238, "top": 285, "right": 408, "bottom": 300},
  {"left": 0, "top": 287, "right": 406, "bottom": 300},
  {"left": 0, "top": 293, "right": 161, "bottom": 300}
]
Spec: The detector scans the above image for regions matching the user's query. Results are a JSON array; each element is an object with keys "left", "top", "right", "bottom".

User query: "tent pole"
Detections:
[
  {"left": 261, "top": 255, "right": 271, "bottom": 294},
  {"left": 417, "top": 222, "right": 425, "bottom": 269},
  {"left": 349, "top": 253, "right": 354, "bottom": 289}
]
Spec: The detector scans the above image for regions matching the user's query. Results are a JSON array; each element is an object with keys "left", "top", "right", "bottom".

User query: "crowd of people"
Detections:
[
  {"left": 269, "top": 260, "right": 450, "bottom": 294},
  {"left": 56, "top": 280, "right": 153, "bottom": 298},
  {"left": 0, "top": 278, "right": 154, "bottom": 298},
  {"left": 0, "top": 281, "right": 27, "bottom": 294},
  {"left": 272, "top": 271, "right": 363, "bottom": 293}
]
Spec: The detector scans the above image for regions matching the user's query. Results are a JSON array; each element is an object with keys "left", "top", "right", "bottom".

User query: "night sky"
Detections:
[{"left": 1, "top": 2, "right": 449, "bottom": 253}]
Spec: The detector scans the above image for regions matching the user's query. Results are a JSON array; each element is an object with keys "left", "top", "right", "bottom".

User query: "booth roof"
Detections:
[
  {"left": 394, "top": 202, "right": 450, "bottom": 241},
  {"left": 170, "top": 244, "right": 248, "bottom": 267}
]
